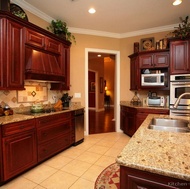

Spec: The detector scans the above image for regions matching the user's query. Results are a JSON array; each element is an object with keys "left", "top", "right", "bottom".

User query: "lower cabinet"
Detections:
[
  {"left": 120, "top": 106, "right": 137, "bottom": 136},
  {"left": 1, "top": 119, "right": 37, "bottom": 181},
  {"left": 120, "top": 166, "right": 189, "bottom": 189},
  {"left": 36, "top": 112, "right": 74, "bottom": 162},
  {"left": 120, "top": 105, "right": 169, "bottom": 136},
  {"left": 0, "top": 111, "right": 75, "bottom": 185}
]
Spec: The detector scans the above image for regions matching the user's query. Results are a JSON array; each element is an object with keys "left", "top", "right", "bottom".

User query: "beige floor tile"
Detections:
[
  {"left": 40, "top": 170, "right": 78, "bottom": 189},
  {"left": 117, "top": 136, "right": 131, "bottom": 143},
  {"left": 69, "top": 178, "right": 94, "bottom": 189},
  {"left": 87, "top": 145, "right": 109, "bottom": 155},
  {"left": 61, "top": 159, "right": 92, "bottom": 176},
  {"left": 23, "top": 164, "right": 57, "bottom": 184},
  {"left": 94, "top": 155, "right": 116, "bottom": 167},
  {"left": 44, "top": 154, "right": 73, "bottom": 169},
  {"left": 81, "top": 165, "right": 104, "bottom": 182},
  {"left": 105, "top": 147, "right": 124, "bottom": 157},
  {"left": 0, "top": 177, "right": 37, "bottom": 189},
  {"left": 72, "top": 141, "right": 96, "bottom": 151},
  {"left": 34, "top": 185, "right": 46, "bottom": 189},
  {"left": 76, "top": 151, "right": 101, "bottom": 164},
  {"left": 112, "top": 141, "right": 129, "bottom": 149},
  {"left": 83, "top": 136, "right": 102, "bottom": 144},
  {"left": 96, "top": 139, "right": 116, "bottom": 147},
  {"left": 0, "top": 132, "right": 130, "bottom": 189},
  {"left": 59, "top": 146, "right": 85, "bottom": 159}
]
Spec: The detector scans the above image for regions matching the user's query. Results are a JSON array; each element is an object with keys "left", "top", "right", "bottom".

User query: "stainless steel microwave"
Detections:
[{"left": 141, "top": 73, "right": 165, "bottom": 86}]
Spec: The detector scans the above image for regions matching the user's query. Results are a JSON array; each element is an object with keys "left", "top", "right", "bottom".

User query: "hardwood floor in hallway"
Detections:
[{"left": 89, "top": 107, "right": 115, "bottom": 134}]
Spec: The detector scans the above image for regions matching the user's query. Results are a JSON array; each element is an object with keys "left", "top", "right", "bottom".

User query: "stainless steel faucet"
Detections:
[{"left": 173, "top": 92, "right": 190, "bottom": 108}]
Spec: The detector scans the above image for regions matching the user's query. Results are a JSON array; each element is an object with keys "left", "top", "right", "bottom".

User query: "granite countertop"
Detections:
[
  {"left": 120, "top": 101, "right": 169, "bottom": 110},
  {"left": 116, "top": 114, "right": 190, "bottom": 181},
  {"left": 0, "top": 106, "right": 84, "bottom": 125}
]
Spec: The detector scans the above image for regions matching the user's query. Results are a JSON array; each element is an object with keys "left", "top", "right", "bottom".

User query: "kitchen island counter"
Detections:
[{"left": 116, "top": 114, "right": 190, "bottom": 182}]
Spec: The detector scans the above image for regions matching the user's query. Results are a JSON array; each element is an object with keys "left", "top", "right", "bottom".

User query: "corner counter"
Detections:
[
  {"left": 120, "top": 101, "right": 169, "bottom": 110},
  {"left": 117, "top": 114, "right": 190, "bottom": 182}
]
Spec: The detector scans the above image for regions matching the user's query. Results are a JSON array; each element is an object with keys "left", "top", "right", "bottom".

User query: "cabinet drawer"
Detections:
[
  {"left": 2, "top": 119, "right": 35, "bottom": 137},
  {"left": 37, "top": 119, "right": 71, "bottom": 143},
  {"left": 25, "top": 29, "right": 45, "bottom": 48},
  {"left": 121, "top": 106, "right": 137, "bottom": 114},
  {"left": 38, "top": 133, "right": 71, "bottom": 162},
  {"left": 137, "top": 108, "right": 169, "bottom": 114},
  {"left": 36, "top": 112, "right": 71, "bottom": 127},
  {"left": 46, "top": 38, "right": 61, "bottom": 54}
]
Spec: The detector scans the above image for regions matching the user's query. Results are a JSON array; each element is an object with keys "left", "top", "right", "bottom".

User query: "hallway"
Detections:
[{"left": 89, "top": 107, "right": 115, "bottom": 134}]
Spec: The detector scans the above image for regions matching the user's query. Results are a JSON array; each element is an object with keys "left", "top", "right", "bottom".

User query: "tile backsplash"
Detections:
[{"left": 0, "top": 81, "right": 66, "bottom": 108}]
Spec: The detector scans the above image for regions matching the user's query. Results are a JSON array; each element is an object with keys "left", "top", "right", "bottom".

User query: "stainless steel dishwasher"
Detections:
[{"left": 74, "top": 109, "right": 84, "bottom": 145}]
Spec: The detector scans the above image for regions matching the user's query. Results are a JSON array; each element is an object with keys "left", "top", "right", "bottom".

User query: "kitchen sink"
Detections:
[{"left": 148, "top": 118, "right": 190, "bottom": 133}]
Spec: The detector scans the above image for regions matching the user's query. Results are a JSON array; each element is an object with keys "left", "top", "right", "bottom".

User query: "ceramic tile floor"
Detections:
[{"left": 0, "top": 132, "right": 130, "bottom": 189}]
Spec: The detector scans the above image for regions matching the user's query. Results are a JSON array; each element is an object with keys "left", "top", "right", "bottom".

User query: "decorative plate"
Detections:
[
  {"left": 10, "top": 3, "right": 28, "bottom": 21},
  {"left": 141, "top": 37, "right": 154, "bottom": 51}
]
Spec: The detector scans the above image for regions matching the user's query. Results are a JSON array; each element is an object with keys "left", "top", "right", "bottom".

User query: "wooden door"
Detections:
[{"left": 88, "top": 71, "right": 96, "bottom": 108}]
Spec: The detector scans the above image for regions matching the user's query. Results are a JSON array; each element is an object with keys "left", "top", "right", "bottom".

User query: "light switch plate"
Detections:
[{"left": 74, "top": 93, "right": 81, "bottom": 98}]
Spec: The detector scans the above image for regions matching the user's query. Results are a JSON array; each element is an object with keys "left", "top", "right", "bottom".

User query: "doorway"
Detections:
[{"left": 85, "top": 48, "right": 121, "bottom": 135}]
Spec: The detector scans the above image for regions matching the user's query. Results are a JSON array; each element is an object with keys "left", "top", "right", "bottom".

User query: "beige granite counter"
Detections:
[
  {"left": 120, "top": 101, "right": 169, "bottom": 110},
  {"left": 0, "top": 106, "right": 84, "bottom": 125},
  {"left": 116, "top": 114, "right": 190, "bottom": 181}
]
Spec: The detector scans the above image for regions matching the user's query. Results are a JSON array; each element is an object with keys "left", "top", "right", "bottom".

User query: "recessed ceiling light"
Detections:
[
  {"left": 88, "top": 8, "right": 96, "bottom": 14},
  {"left": 173, "top": 0, "right": 182, "bottom": 6},
  {"left": 97, "top": 54, "right": 101, "bottom": 57}
]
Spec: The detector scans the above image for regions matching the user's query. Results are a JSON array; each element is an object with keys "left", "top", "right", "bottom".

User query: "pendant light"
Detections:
[{"left": 173, "top": 0, "right": 182, "bottom": 6}]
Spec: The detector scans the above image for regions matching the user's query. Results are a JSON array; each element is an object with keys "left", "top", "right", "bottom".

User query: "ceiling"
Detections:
[{"left": 11, "top": 0, "right": 190, "bottom": 38}]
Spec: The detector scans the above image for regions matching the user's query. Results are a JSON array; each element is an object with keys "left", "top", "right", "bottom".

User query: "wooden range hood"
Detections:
[{"left": 25, "top": 47, "right": 65, "bottom": 83}]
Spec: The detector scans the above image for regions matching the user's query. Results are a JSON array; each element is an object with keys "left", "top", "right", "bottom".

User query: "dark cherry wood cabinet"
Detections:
[
  {"left": 120, "top": 166, "right": 189, "bottom": 189},
  {"left": 139, "top": 51, "right": 169, "bottom": 68},
  {"left": 0, "top": 111, "right": 75, "bottom": 185},
  {"left": 0, "top": 18, "right": 25, "bottom": 90},
  {"left": 170, "top": 39, "right": 190, "bottom": 74},
  {"left": 130, "top": 56, "right": 139, "bottom": 90},
  {"left": 120, "top": 106, "right": 137, "bottom": 136},
  {"left": 120, "top": 105, "right": 169, "bottom": 136},
  {"left": 128, "top": 50, "right": 170, "bottom": 91},
  {"left": 1, "top": 119, "right": 37, "bottom": 181},
  {"left": 36, "top": 112, "right": 74, "bottom": 162},
  {"left": 0, "top": 11, "right": 71, "bottom": 90}
]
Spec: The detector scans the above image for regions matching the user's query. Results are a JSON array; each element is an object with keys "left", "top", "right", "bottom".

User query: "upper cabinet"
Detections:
[
  {"left": 170, "top": 39, "right": 190, "bottom": 74},
  {"left": 139, "top": 51, "right": 169, "bottom": 68},
  {"left": 128, "top": 50, "right": 170, "bottom": 91},
  {"left": 0, "top": 11, "right": 71, "bottom": 90},
  {"left": 0, "top": 17, "right": 25, "bottom": 90}
]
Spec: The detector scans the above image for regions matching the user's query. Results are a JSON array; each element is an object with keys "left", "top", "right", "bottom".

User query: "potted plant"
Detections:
[
  {"left": 61, "top": 93, "right": 73, "bottom": 108},
  {"left": 167, "top": 16, "right": 190, "bottom": 39},
  {"left": 47, "top": 19, "right": 76, "bottom": 43}
]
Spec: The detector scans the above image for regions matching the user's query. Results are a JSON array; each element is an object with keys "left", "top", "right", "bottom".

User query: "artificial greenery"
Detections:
[
  {"left": 47, "top": 19, "right": 76, "bottom": 44},
  {"left": 61, "top": 93, "right": 73, "bottom": 103},
  {"left": 170, "top": 16, "right": 190, "bottom": 39}
]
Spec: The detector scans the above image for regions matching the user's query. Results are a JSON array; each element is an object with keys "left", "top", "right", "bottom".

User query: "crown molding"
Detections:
[
  {"left": 11, "top": 0, "right": 177, "bottom": 39},
  {"left": 120, "top": 24, "right": 177, "bottom": 38},
  {"left": 11, "top": 0, "right": 53, "bottom": 22}
]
